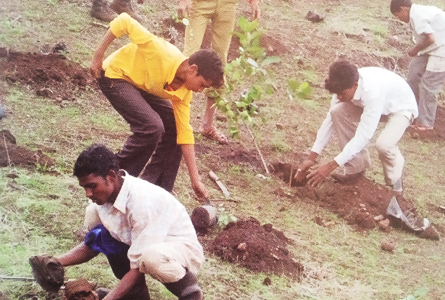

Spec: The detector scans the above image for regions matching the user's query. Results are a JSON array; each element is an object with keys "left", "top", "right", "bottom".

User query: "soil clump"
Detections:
[
  {"left": 0, "top": 130, "right": 54, "bottom": 170},
  {"left": 210, "top": 217, "right": 304, "bottom": 280}
]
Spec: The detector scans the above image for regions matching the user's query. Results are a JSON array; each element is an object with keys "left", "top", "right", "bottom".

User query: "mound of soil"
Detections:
[
  {"left": 0, "top": 48, "right": 95, "bottom": 101},
  {"left": 273, "top": 162, "right": 439, "bottom": 240},
  {"left": 210, "top": 217, "right": 304, "bottom": 280},
  {"left": 0, "top": 130, "right": 54, "bottom": 169}
]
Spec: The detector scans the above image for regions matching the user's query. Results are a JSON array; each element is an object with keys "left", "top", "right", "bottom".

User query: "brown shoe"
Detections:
[
  {"left": 110, "top": 0, "right": 142, "bottom": 22},
  {"left": 91, "top": 0, "right": 118, "bottom": 22},
  {"left": 331, "top": 170, "right": 365, "bottom": 184}
]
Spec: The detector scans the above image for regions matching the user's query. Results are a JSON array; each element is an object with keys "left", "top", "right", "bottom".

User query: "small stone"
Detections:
[
  {"left": 237, "top": 242, "right": 247, "bottom": 251},
  {"left": 262, "top": 277, "right": 271, "bottom": 286},
  {"left": 374, "top": 214, "right": 385, "bottom": 221},
  {"left": 378, "top": 219, "right": 391, "bottom": 232},
  {"left": 381, "top": 240, "right": 396, "bottom": 252}
]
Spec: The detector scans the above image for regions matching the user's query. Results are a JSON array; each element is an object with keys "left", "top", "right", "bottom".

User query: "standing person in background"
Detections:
[
  {"left": 391, "top": 0, "right": 445, "bottom": 131},
  {"left": 90, "top": 0, "right": 143, "bottom": 23},
  {"left": 296, "top": 60, "right": 417, "bottom": 194},
  {"left": 90, "top": 13, "right": 224, "bottom": 199},
  {"left": 178, "top": 0, "right": 260, "bottom": 144}
]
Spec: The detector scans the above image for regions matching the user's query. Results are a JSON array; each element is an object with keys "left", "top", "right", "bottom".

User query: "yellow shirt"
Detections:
[{"left": 103, "top": 13, "right": 194, "bottom": 145}]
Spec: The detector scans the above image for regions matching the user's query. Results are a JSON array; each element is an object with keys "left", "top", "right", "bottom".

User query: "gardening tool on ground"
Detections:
[
  {"left": 190, "top": 198, "right": 218, "bottom": 233},
  {"left": 209, "top": 171, "right": 230, "bottom": 198}
]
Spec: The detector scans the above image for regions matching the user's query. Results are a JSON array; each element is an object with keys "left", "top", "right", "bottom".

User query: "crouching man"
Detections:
[
  {"left": 297, "top": 59, "right": 418, "bottom": 193},
  {"left": 57, "top": 144, "right": 204, "bottom": 299}
]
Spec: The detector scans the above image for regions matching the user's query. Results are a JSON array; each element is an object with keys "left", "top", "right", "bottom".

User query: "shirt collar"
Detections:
[{"left": 113, "top": 170, "right": 130, "bottom": 214}]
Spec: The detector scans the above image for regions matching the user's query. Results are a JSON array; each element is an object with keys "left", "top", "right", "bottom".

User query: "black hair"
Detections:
[
  {"left": 73, "top": 144, "right": 119, "bottom": 179},
  {"left": 324, "top": 59, "right": 359, "bottom": 94},
  {"left": 390, "top": 0, "right": 412, "bottom": 14},
  {"left": 189, "top": 49, "right": 224, "bottom": 89}
]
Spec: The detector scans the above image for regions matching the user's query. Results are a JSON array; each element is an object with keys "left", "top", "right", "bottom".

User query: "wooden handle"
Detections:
[{"left": 209, "top": 170, "right": 219, "bottom": 182}]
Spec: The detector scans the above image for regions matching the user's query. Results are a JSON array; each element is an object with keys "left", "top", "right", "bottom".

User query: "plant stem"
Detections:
[{"left": 244, "top": 121, "right": 269, "bottom": 174}]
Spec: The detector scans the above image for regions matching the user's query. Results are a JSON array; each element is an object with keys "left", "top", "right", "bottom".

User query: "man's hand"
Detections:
[
  {"left": 90, "top": 56, "right": 104, "bottom": 79},
  {"left": 294, "top": 159, "right": 315, "bottom": 185},
  {"left": 307, "top": 160, "right": 339, "bottom": 188},
  {"left": 90, "top": 29, "right": 116, "bottom": 79},
  {"left": 249, "top": 0, "right": 261, "bottom": 19},
  {"left": 192, "top": 180, "right": 208, "bottom": 202},
  {"left": 409, "top": 33, "right": 435, "bottom": 57},
  {"left": 178, "top": 0, "right": 191, "bottom": 19}
]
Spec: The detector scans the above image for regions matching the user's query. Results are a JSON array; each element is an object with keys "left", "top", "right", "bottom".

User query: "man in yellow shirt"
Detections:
[{"left": 90, "top": 13, "right": 224, "bottom": 200}]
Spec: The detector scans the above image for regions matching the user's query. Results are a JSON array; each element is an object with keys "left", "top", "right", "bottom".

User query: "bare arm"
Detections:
[
  {"left": 181, "top": 144, "right": 208, "bottom": 202},
  {"left": 408, "top": 33, "right": 435, "bottom": 57},
  {"left": 103, "top": 269, "right": 145, "bottom": 300},
  {"left": 178, "top": 0, "right": 191, "bottom": 19},
  {"left": 57, "top": 243, "right": 98, "bottom": 267},
  {"left": 90, "top": 29, "right": 117, "bottom": 78},
  {"left": 249, "top": 0, "right": 261, "bottom": 19}
]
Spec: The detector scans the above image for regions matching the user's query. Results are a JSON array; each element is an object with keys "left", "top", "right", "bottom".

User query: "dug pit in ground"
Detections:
[
  {"left": 272, "top": 162, "right": 439, "bottom": 240},
  {"left": 210, "top": 217, "right": 304, "bottom": 280}
]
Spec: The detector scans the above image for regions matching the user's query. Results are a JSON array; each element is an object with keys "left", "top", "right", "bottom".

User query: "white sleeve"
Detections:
[{"left": 311, "top": 95, "right": 338, "bottom": 154}]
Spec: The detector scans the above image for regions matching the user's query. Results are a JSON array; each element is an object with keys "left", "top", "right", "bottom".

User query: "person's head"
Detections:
[
  {"left": 73, "top": 144, "right": 121, "bottom": 205},
  {"left": 324, "top": 59, "right": 359, "bottom": 102},
  {"left": 185, "top": 49, "right": 224, "bottom": 92},
  {"left": 390, "top": 0, "right": 412, "bottom": 23}
]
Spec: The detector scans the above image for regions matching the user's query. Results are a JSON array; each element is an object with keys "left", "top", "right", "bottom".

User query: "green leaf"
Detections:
[
  {"left": 261, "top": 56, "right": 281, "bottom": 67},
  {"left": 246, "top": 19, "right": 259, "bottom": 33},
  {"left": 247, "top": 58, "right": 258, "bottom": 68},
  {"left": 238, "top": 17, "right": 249, "bottom": 32},
  {"left": 288, "top": 78, "right": 300, "bottom": 92}
]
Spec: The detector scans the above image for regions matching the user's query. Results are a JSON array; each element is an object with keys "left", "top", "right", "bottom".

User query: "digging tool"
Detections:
[{"left": 209, "top": 171, "right": 230, "bottom": 198}]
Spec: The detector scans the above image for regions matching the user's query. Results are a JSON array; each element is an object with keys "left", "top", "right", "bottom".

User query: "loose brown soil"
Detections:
[
  {"left": 0, "top": 130, "right": 54, "bottom": 170},
  {"left": 273, "top": 162, "right": 439, "bottom": 240},
  {"left": 0, "top": 48, "right": 95, "bottom": 101},
  {"left": 210, "top": 217, "right": 304, "bottom": 280}
]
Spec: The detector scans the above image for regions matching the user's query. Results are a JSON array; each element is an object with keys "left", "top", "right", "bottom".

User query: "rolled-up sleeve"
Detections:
[{"left": 110, "top": 13, "right": 153, "bottom": 44}]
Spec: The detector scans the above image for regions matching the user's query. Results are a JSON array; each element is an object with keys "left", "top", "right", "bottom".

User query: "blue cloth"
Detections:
[
  {"left": 0, "top": 104, "right": 5, "bottom": 119},
  {"left": 84, "top": 224, "right": 129, "bottom": 256}
]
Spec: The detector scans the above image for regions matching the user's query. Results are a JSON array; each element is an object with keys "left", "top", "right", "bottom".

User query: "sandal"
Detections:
[
  {"left": 413, "top": 125, "right": 434, "bottom": 131},
  {"left": 199, "top": 127, "right": 229, "bottom": 144}
]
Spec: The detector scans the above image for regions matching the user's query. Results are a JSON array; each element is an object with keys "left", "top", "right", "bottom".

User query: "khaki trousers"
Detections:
[
  {"left": 330, "top": 102, "right": 411, "bottom": 185},
  {"left": 183, "top": 0, "right": 237, "bottom": 64}
]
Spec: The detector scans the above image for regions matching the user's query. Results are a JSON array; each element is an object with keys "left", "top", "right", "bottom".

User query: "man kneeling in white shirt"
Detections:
[
  {"left": 57, "top": 144, "right": 204, "bottom": 300},
  {"left": 297, "top": 59, "right": 418, "bottom": 193}
]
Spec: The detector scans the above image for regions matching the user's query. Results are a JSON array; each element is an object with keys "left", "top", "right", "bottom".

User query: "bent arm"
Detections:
[
  {"left": 103, "top": 268, "right": 145, "bottom": 300},
  {"left": 249, "top": 0, "right": 261, "bottom": 19},
  {"left": 408, "top": 33, "right": 435, "bottom": 57},
  {"left": 90, "top": 29, "right": 117, "bottom": 78},
  {"left": 57, "top": 243, "right": 98, "bottom": 267},
  {"left": 181, "top": 144, "right": 208, "bottom": 201}
]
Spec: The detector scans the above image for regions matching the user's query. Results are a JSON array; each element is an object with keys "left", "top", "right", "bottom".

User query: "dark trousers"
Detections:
[
  {"left": 98, "top": 75, "right": 182, "bottom": 192},
  {"left": 85, "top": 225, "right": 150, "bottom": 299}
]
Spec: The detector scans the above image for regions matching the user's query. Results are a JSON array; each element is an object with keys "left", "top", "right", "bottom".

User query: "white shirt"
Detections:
[
  {"left": 85, "top": 173, "right": 204, "bottom": 269},
  {"left": 311, "top": 67, "right": 418, "bottom": 167},
  {"left": 410, "top": 4, "right": 445, "bottom": 57}
]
